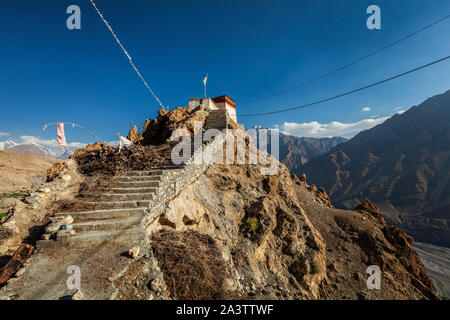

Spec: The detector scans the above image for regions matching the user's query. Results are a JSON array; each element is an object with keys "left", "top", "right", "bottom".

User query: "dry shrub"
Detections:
[
  {"left": 46, "top": 161, "right": 68, "bottom": 181},
  {"left": 72, "top": 143, "right": 178, "bottom": 176},
  {"left": 78, "top": 175, "right": 103, "bottom": 197},
  {"left": 150, "top": 229, "right": 228, "bottom": 300}
]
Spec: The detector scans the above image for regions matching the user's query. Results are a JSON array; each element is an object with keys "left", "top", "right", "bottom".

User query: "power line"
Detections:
[
  {"left": 241, "top": 13, "right": 450, "bottom": 105},
  {"left": 238, "top": 55, "right": 450, "bottom": 116},
  {"left": 89, "top": 0, "right": 165, "bottom": 109}
]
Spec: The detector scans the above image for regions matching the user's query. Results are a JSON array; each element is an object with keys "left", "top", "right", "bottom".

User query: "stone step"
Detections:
[
  {"left": 205, "top": 126, "right": 227, "bottom": 130},
  {"left": 205, "top": 118, "right": 227, "bottom": 122},
  {"left": 95, "top": 193, "right": 155, "bottom": 201},
  {"left": 87, "top": 200, "right": 151, "bottom": 210},
  {"left": 113, "top": 175, "right": 162, "bottom": 182},
  {"left": 71, "top": 217, "right": 142, "bottom": 232},
  {"left": 126, "top": 170, "right": 164, "bottom": 176},
  {"left": 206, "top": 120, "right": 227, "bottom": 122},
  {"left": 125, "top": 169, "right": 183, "bottom": 176},
  {"left": 108, "top": 181, "right": 161, "bottom": 188},
  {"left": 36, "top": 228, "right": 147, "bottom": 249},
  {"left": 54, "top": 208, "right": 147, "bottom": 219},
  {"left": 205, "top": 123, "right": 227, "bottom": 127},
  {"left": 208, "top": 111, "right": 227, "bottom": 115},
  {"left": 104, "top": 187, "right": 157, "bottom": 194}
]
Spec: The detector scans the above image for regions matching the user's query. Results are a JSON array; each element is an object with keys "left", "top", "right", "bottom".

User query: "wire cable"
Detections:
[
  {"left": 238, "top": 55, "right": 450, "bottom": 116},
  {"left": 241, "top": 13, "right": 450, "bottom": 105},
  {"left": 89, "top": 0, "right": 165, "bottom": 109}
]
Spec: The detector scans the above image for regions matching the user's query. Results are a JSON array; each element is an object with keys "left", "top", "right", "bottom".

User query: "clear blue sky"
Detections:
[{"left": 1, "top": 0, "right": 449, "bottom": 144}]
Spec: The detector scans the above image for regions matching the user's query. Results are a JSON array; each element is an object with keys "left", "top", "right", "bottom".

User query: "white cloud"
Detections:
[
  {"left": 362, "top": 107, "right": 371, "bottom": 112},
  {"left": 393, "top": 106, "right": 406, "bottom": 114},
  {"left": 0, "top": 132, "right": 10, "bottom": 137},
  {"left": 275, "top": 116, "right": 389, "bottom": 138}
]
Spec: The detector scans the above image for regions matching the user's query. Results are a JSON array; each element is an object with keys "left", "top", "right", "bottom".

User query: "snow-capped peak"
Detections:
[{"left": 0, "top": 140, "right": 18, "bottom": 149}]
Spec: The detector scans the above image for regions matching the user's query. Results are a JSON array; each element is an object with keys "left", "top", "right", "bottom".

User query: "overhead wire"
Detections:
[
  {"left": 241, "top": 13, "right": 450, "bottom": 105},
  {"left": 238, "top": 55, "right": 450, "bottom": 116}
]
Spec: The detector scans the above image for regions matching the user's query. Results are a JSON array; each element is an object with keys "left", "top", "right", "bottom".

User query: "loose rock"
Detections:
[
  {"left": 71, "top": 289, "right": 83, "bottom": 300},
  {"left": 45, "top": 223, "right": 62, "bottom": 233},
  {"left": 37, "top": 187, "right": 51, "bottom": 193},
  {"left": 64, "top": 215, "right": 74, "bottom": 224},
  {"left": 60, "top": 224, "right": 73, "bottom": 231},
  {"left": 128, "top": 246, "right": 140, "bottom": 259},
  {"left": 62, "top": 175, "right": 72, "bottom": 182}
]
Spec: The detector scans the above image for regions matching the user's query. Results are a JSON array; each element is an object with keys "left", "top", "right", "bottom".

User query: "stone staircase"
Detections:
[
  {"left": 35, "top": 109, "right": 231, "bottom": 249},
  {"left": 36, "top": 168, "right": 183, "bottom": 249},
  {"left": 204, "top": 109, "right": 229, "bottom": 131},
  {"left": 0, "top": 109, "right": 234, "bottom": 300}
]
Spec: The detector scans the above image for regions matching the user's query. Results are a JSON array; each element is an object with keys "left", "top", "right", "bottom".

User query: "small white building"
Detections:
[
  {"left": 212, "top": 95, "right": 237, "bottom": 123},
  {"left": 188, "top": 95, "right": 238, "bottom": 124}
]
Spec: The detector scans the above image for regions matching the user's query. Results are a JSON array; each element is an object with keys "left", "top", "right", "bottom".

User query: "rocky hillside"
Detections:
[
  {"left": 0, "top": 150, "right": 54, "bottom": 194},
  {"left": 301, "top": 90, "right": 450, "bottom": 247},
  {"left": 0, "top": 105, "right": 438, "bottom": 300},
  {"left": 142, "top": 164, "right": 436, "bottom": 299}
]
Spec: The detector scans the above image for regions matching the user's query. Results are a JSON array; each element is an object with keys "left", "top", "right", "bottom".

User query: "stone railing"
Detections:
[{"left": 141, "top": 129, "right": 227, "bottom": 228}]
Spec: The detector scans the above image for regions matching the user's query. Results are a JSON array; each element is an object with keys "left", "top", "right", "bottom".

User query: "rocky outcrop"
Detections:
[
  {"left": 148, "top": 163, "right": 328, "bottom": 299},
  {"left": 354, "top": 198, "right": 384, "bottom": 222},
  {"left": 128, "top": 106, "right": 210, "bottom": 145},
  {"left": 292, "top": 174, "right": 333, "bottom": 208}
]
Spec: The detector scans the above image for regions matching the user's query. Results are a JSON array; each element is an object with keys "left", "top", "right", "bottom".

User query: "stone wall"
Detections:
[{"left": 142, "top": 129, "right": 226, "bottom": 230}]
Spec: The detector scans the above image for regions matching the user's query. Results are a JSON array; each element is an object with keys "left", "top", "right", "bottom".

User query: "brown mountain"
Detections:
[
  {"left": 255, "top": 128, "right": 346, "bottom": 169},
  {"left": 277, "top": 134, "right": 347, "bottom": 170},
  {"left": 0, "top": 106, "right": 437, "bottom": 300},
  {"left": 0, "top": 150, "right": 54, "bottom": 194},
  {"left": 300, "top": 90, "right": 450, "bottom": 247}
]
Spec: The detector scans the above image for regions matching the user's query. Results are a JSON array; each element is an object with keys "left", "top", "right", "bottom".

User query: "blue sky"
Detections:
[{"left": 0, "top": 0, "right": 449, "bottom": 147}]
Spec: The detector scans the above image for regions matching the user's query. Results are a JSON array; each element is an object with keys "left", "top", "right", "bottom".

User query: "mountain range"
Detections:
[
  {"left": 0, "top": 140, "right": 71, "bottom": 159},
  {"left": 252, "top": 127, "right": 347, "bottom": 168},
  {"left": 298, "top": 89, "right": 450, "bottom": 247}
]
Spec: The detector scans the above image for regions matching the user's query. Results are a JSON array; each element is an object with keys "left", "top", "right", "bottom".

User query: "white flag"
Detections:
[{"left": 203, "top": 73, "right": 208, "bottom": 86}]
